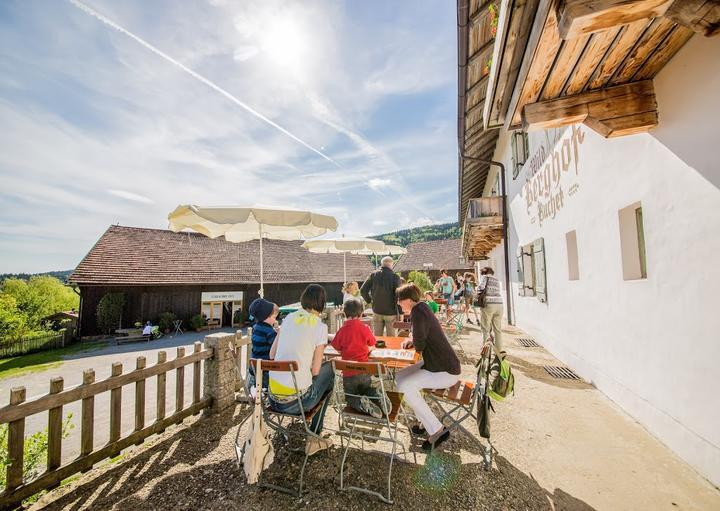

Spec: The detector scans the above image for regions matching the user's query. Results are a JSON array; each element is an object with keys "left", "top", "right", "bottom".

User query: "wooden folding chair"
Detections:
[
  {"left": 235, "top": 359, "right": 332, "bottom": 497},
  {"left": 423, "top": 340, "right": 495, "bottom": 467},
  {"left": 332, "top": 360, "right": 414, "bottom": 504},
  {"left": 392, "top": 320, "right": 411, "bottom": 337}
]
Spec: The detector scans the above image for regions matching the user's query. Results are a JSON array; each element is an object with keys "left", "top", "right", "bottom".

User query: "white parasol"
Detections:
[
  {"left": 302, "top": 237, "right": 403, "bottom": 283},
  {"left": 168, "top": 205, "right": 338, "bottom": 297}
]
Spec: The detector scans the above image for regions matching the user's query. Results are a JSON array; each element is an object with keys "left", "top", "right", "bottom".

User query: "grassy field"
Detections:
[{"left": 0, "top": 340, "right": 108, "bottom": 380}]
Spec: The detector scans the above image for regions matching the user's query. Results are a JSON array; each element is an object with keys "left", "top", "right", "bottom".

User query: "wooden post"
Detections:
[
  {"left": 6, "top": 387, "right": 26, "bottom": 491},
  {"left": 175, "top": 347, "right": 185, "bottom": 420},
  {"left": 134, "top": 357, "right": 146, "bottom": 441},
  {"left": 192, "top": 342, "right": 201, "bottom": 407},
  {"left": 156, "top": 351, "right": 167, "bottom": 426},
  {"left": 47, "top": 377, "right": 64, "bottom": 477},
  {"left": 109, "top": 362, "right": 122, "bottom": 444},
  {"left": 80, "top": 369, "right": 95, "bottom": 467}
]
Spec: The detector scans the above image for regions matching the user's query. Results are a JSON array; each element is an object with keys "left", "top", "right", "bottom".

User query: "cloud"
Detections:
[
  {"left": 368, "top": 178, "right": 391, "bottom": 190},
  {"left": 233, "top": 45, "right": 259, "bottom": 61},
  {"left": 108, "top": 189, "right": 154, "bottom": 204}
]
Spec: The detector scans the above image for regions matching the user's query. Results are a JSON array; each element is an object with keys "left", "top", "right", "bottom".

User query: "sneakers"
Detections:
[
  {"left": 305, "top": 436, "right": 333, "bottom": 456},
  {"left": 421, "top": 429, "right": 451, "bottom": 452},
  {"left": 359, "top": 396, "right": 384, "bottom": 419}
]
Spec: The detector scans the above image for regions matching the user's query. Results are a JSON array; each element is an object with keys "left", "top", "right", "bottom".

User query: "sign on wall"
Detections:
[
  {"left": 201, "top": 291, "right": 244, "bottom": 302},
  {"left": 522, "top": 125, "right": 585, "bottom": 226}
]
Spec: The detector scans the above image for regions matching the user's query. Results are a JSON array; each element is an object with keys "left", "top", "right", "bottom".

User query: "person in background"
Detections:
[
  {"left": 454, "top": 272, "right": 465, "bottom": 302},
  {"left": 361, "top": 256, "right": 401, "bottom": 336},
  {"left": 395, "top": 283, "right": 460, "bottom": 451},
  {"left": 343, "top": 281, "right": 362, "bottom": 304},
  {"left": 331, "top": 299, "right": 385, "bottom": 418},
  {"left": 424, "top": 291, "right": 439, "bottom": 314},
  {"left": 269, "top": 284, "right": 335, "bottom": 456},
  {"left": 463, "top": 272, "right": 481, "bottom": 326},
  {"left": 246, "top": 298, "right": 279, "bottom": 391},
  {"left": 438, "top": 270, "right": 456, "bottom": 304},
  {"left": 477, "top": 267, "right": 504, "bottom": 354},
  {"left": 142, "top": 321, "right": 153, "bottom": 336}
]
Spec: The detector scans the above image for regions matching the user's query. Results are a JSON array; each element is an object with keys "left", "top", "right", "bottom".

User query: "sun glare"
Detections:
[{"left": 260, "top": 16, "right": 310, "bottom": 78}]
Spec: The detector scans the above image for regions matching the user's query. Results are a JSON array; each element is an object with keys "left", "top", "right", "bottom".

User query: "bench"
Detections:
[{"left": 115, "top": 334, "right": 151, "bottom": 344}]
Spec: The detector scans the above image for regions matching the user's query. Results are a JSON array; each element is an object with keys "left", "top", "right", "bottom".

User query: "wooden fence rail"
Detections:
[
  {"left": 0, "top": 340, "right": 216, "bottom": 509},
  {"left": 0, "top": 330, "right": 66, "bottom": 359}
]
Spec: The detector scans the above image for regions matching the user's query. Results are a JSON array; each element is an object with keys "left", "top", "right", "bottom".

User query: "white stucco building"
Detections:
[{"left": 457, "top": 0, "right": 720, "bottom": 487}]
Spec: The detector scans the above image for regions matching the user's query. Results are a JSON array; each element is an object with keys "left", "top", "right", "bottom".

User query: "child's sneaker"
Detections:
[{"left": 359, "top": 396, "right": 383, "bottom": 418}]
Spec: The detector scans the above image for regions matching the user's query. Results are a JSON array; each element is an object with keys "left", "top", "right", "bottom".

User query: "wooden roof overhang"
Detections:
[
  {"left": 457, "top": 0, "right": 501, "bottom": 225},
  {"left": 457, "top": 0, "right": 718, "bottom": 258},
  {"left": 496, "top": 0, "right": 718, "bottom": 137}
]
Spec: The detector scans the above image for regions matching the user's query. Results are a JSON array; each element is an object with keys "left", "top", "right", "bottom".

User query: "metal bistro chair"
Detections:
[
  {"left": 442, "top": 309, "right": 467, "bottom": 354},
  {"left": 332, "top": 359, "right": 414, "bottom": 504},
  {"left": 236, "top": 358, "right": 332, "bottom": 497},
  {"left": 423, "top": 339, "right": 496, "bottom": 467}
]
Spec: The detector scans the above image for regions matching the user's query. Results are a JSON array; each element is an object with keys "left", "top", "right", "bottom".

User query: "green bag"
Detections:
[{"left": 488, "top": 355, "right": 514, "bottom": 401}]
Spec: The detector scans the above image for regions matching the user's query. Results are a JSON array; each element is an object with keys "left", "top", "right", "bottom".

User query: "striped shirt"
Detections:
[{"left": 478, "top": 275, "right": 503, "bottom": 304}]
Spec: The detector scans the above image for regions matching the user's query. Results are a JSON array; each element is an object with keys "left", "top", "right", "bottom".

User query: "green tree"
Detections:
[
  {"left": 0, "top": 276, "right": 78, "bottom": 341},
  {"left": 407, "top": 271, "right": 433, "bottom": 293},
  {"left": 96, "top": 292, "right": 125, "bottom": 334}
]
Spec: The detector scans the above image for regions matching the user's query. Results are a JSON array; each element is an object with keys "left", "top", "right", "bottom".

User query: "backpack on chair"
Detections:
[{"left": 487, "top": 351, "right": 514, "bottom": 401}]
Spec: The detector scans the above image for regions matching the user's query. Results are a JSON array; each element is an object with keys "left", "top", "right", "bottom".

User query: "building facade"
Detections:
[{"left": 457, "top": 0, "right": 719, "bottom": 486}]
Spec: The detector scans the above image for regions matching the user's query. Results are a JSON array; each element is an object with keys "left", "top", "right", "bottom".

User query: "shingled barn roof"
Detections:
[
  {"left": 393, "top": 239, "right": 474, "bottom": 273},
  {"left": 69, "top": 225, "right": 374, "bottom": 286}
]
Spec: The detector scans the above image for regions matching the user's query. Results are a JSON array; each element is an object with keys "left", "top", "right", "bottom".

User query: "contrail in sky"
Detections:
[{"left": 68, "top": 0, "right": 338, "bottom": 166}]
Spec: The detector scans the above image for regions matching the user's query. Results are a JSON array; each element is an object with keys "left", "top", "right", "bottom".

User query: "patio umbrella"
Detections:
[
  {"left": 369, "top": 244, "right": 407, "bottom": 269},
  {"left": 168, "top": 205, "right": 338, "bottom": 297},
  {"left": 302, "top": 237, "right": 388, "bottom": 283}
]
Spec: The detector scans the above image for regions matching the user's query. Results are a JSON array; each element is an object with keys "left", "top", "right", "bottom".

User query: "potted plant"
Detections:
[
  {"left": 158, "top": 311, "right": 176, "bottom": 334},
  {"left": 189, "top": 314, "right": 207, "bottom": 332}
]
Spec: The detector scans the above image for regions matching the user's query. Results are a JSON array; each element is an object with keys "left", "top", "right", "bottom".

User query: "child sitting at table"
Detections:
[
  {"left": 424, "top": 291, "right": 439, "bottom": 314},
  {"left": 246, "top": 298, "right": 279, "bottom": 392},
  {"left": 332, "top": 299, "right": 386, "bottom": 418}
]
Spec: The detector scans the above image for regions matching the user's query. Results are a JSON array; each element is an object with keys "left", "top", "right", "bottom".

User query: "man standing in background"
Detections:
[{"left": 361, "top": 256, "right": 401, "bottom": 336}]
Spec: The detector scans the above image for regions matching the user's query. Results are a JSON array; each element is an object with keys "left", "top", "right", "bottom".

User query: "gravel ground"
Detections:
[
  {"left": 29, "top": 325, "right": 560, "bottom": 511},
  {"left": 29, "top": 405, "right": 556, "bottom": 511}
]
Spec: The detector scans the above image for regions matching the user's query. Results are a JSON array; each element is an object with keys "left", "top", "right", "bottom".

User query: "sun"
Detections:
[{"left": 260, "top": 16, "right": 310, "bottom": 78}]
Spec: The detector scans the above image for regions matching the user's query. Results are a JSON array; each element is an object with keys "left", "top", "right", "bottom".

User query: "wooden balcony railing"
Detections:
[{"left": 463, "top": 197, "right": 504, "bottom": 260}]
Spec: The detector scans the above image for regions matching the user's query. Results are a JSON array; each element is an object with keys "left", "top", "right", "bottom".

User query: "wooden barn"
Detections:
[
  {"left": 393, "top": 239, "right": 475, "bottom": 281},
  {"left": 69, "top": 225, "right": 374, "bottom": 337}
]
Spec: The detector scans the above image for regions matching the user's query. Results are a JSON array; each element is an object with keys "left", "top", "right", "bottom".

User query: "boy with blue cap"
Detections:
[{"left": 247, "top": 297, "right": 279, "bottom": 391}]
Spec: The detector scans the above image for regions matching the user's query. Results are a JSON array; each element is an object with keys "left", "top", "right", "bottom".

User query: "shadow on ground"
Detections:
[{"left": 36, "top": 407, "right": 596, "bottom": 511}]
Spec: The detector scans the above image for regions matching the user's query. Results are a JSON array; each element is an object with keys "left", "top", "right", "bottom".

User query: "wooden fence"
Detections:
[
  {"left": 0, "top": 330, "right": 66, "bottom": 359},
  {"left": 0, "top": 340, "right": 217, "bottom": 509}
]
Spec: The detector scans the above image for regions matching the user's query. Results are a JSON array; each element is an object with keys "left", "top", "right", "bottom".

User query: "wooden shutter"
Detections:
[
  {"left": 522, "top": 243, "right": 535, "bottom": 296},
  {"left": 533, "top": 238, "right": 547, "bottom": 303},
  {"left": 516, "top": 247, "right": 525, "bottom": 296}
]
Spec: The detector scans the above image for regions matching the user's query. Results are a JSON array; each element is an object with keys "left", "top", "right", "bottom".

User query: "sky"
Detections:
[{"left": 0, "top": 0, "right": 459, "bottom": 273}]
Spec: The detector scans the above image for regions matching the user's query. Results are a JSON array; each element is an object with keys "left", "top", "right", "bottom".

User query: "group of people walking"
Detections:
[{"left": 243, "top": 256, "right": 505, "bottom": 456}]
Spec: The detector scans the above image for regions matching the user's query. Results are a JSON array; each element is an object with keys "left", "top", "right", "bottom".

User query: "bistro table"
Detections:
[{"left": 324, "top": 335, "right": 420, "bottom": 371}]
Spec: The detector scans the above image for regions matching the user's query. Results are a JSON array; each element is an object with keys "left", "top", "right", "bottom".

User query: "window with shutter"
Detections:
[
  {"left": 533, "top": 238, "right": 547, "bottom": 303},
  {"left": 516, "top": 248, "right": 525, "bottom": 296},
  {"left": 522, "top": 243, "right": 535, "bottom": 296}
]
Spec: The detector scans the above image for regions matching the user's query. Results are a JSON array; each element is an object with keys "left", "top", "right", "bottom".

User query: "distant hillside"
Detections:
[
  {"left": 0, "top": 270, "right": 73, "bottom": 283},
  {"left": 371, "top": 222, "right": 461, "bottom": 246}
]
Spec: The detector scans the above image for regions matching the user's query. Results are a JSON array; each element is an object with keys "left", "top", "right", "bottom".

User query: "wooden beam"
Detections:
[
  {"left": 522, "top": 80, "right": 658, "bottom": 137},
  {"left": 634, "top": 25, "right": 694, "bottom": 79},
  {"left": 558, "top": 0, "right": 673, "bottom": 39},
  {"left": 664, "top": 0, "right": 720, "bottom": 36}
]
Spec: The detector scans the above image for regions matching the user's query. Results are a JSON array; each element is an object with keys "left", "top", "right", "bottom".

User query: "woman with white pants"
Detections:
[{"left": 396, "top": 283, "right": 461, "bottom": 451}]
